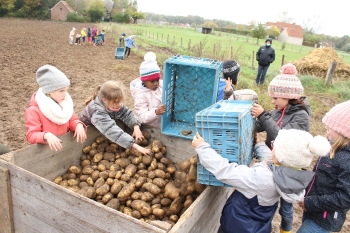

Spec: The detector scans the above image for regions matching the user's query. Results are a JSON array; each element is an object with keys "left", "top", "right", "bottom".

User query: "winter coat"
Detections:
[
  {"left": 256, "top": 45, "right": 275, "bottom": 66},
  {"left": 195, "top": 142, "right": 314, "bottom": 233},
  {"left": 79, "top": 96, "right": 140, "bottom": 149},
  {"left": 217, "top": 79, "right": 235, "bottom": 101},
  {"left": 25, "top": 92, "right": 83, "bottom": 144},
  {"left": 303, "top": 145, "right": 350, "bottom": 232},
  {"left": 256, "top": 98, "right": 311, "bottom": 148},
  {"left": 81, "top": 29, "right": 86, "bottom": 37},
  {"left": 125, "top": 37, "right": 136, "bottom": 48},
  {"left": 130, "top": 78, "right": 163, "bottom": 128}
]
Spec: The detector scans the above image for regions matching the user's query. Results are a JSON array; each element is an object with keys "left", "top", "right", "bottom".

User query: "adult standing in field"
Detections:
[{"left": 256, "top": 38, "right": 275, "bottom": 86}]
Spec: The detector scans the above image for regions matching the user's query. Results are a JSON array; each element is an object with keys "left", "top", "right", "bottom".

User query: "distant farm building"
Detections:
[
  {"left": 201, "top": 27, "right": 213, "bottom": 34},
  {"left": 50, "top": 1, "right": 74, "bottom": 21},
  {"left": 266, "top": 22, "right": 304, "bottom": 45}
]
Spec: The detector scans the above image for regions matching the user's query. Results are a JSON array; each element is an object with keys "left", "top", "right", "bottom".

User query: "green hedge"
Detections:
[{"left": 216, "top": 28, "right": 250, "bottom": 36}]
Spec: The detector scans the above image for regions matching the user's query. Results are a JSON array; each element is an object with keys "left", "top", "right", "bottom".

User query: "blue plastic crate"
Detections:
[
  {"left": 161, "top": 55, "right": 223, "bottom": 139},
  {"left": 115, "top": 47, "right": 125, "bottom": 60},
  {"left": 196, "top": 100, "right": 256, "bottom": 187}
]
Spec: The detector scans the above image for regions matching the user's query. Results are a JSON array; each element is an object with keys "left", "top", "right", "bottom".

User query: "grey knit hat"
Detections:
[{"left": 36, "top": 65, "right": 70, "bottom": 94}]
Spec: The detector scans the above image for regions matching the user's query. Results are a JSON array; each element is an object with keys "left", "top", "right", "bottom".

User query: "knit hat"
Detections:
[
  {"left": 322, "top": 100, "right": 350, "bottom": 139},
  {"left": 273, "top": 129, "right": 331, "bottom": 169},
  {"left": 222, "top": 60, "right": 240, "bottom": 84},
  {"left": 266, "top": 38, "right": 272, "bottom": 43},
  {"left": 36, "top": 65, "right": 70, "bottom": 94},
  {"left": 139, "top": 52, "right": 161, "bottom": 82},
  {"left": 268, "top": 63, "right": 304, "bottom": 99}
]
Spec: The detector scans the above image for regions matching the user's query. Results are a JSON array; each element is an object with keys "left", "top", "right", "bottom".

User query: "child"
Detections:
[
  {"left": 75, "top": 32, "right": 81, "bottom": 45},
  {"left": 217, "top": 60, "right": 240, "bottom": 101},
  {"left": 69, "top": 27, "right": 76, "bottom": 45},
  {"left": 119, "top": 33, "right": 126, "bottom": 47},
  {"left": 87, "top": 28, "right": 91, "bottom": 45},
  {"left": 297, "top": 100, "right": 350, "bottom": 233},
  {"left": 79, "top": 81, "right": 150, "bottom": 155},
  {"left": 25, "top": 65, "right": 86, "bottom": 151},
  {"left": 251, "top": 63, "right": 311, "bottom": 232},
  {"left": 81, "top": 28, "right": 86, "bottom": 45},
  {"left": 91, "top": 26, "right": 97, "bottom": 45},
  {"left": 130, "top": 52, "right": 165, "bottom": 128},
  {"left": 101, "top": 30, "right": 105, "bottom": 45},
  {"left": 125, "top": 35, "right": 136, "bottom": 57},
  {"left": 192, "top": 129, "right": 331, "bottom": 233}
]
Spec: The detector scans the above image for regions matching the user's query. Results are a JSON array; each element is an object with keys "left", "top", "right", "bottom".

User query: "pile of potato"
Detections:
[{"left": 53, "top": 131, "right": 206, "bottom": 227}]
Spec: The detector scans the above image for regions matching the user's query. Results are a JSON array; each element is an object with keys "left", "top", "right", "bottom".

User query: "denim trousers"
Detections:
[
  {"left": 296, "top": 216, "right": 330, "bottom": 233},
  {"left": 279, "top": 197, "right": 293, "bottom": 231},
  {"left": 256, "top": 65, "right": 269, "bottom": 85}
]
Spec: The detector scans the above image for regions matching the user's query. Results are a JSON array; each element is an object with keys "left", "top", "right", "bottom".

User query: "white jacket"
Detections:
[{"left": 130, "top": 78, "right": 163, "bottom": 128}]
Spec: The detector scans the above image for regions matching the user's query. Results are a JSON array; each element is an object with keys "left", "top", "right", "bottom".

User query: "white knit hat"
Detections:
[
  {"left": 36, "top": 65, "right": 70, "bottom": 94},
  {"left": 274, "top": 129, "right": 331, "bottom": 169},
  {"left": 139, "top": 52, "right": 161, "bottom": 81}
]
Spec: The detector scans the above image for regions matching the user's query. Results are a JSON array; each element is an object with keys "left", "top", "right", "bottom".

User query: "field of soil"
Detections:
[{"left": 0, "top": 18, "right": 348, "bottom": 233}]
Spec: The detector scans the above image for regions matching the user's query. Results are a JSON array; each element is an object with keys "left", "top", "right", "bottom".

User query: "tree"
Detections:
[
  {"left": 267, "top": 25, "right": 280, "bottom": 39},
  {"left": 113, "top": 11, "right": 129, "bottom": 23},
  {"left": 335, "top": 35, "right": 350, "bottom": 50},
  {"left": 130, "top": 10, "right": 144, "bottom": 24},
  {"left": 302, "top": 16, "right": 321, "bottom": 34},
  {"left": 250, "top": 23, "right": 267, "bottom": 44},
  {"left": 345, "top": 43, "right": 350, "bottom": 53},
  {"left": 203, "top": 21, "right": 218, "bottom": 28},
  {"left": 87, "top": 0, "right": 105, "bottom": 22},
  {"left": 279, "top": 11, "right": 294, "bottom": 23}
]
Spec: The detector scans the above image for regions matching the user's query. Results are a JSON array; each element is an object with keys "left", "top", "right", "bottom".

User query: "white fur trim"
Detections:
[
  {"left": 35, "top": 88, "right": 74, "bottom": 125},
  {"left": 308, "top": 135, "right": 331, "bottom": 157}
]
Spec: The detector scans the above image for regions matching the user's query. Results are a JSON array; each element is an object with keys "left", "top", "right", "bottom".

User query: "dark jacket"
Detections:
[
  {"left": 79, "top": 96, "right": 140, "bottom": 149},
  {"left": 304, "top": 145, "right": 350, "bottom": 232},
  {"left": 256, "top": 45, "right": 275, "bottom": 66},
  {"left": 256, "top": 98, "right": 311, "bottom": 148}
]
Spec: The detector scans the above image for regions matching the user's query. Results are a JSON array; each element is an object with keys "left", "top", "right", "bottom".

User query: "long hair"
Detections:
[
  {"left": 330, "top": 134, "right": 350, "bottom": 159},
  {"left": 85, "top": 81, "right": 124, "bottom": 106}
]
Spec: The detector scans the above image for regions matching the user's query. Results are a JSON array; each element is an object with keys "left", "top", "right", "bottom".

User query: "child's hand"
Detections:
[
  {"left": 192, "top": 132, "right": 205, "bottom": 149},
  {"left": 132, "top": 143, "right": 151, "bottom": 155},
  {"left": 44, "top": 132, "right": 62, "bottom": 151},
  {"left": 225, "top": 78, "right": 233, "bottom": 91},
  {"left": 132, "top": 125, "right": 144, "bottom": 141},
  {"left": 298, "top": 199, "right": 306, "bottom": 211},
  {"left": 251, "top": 103, "right": 264, "bottom": 118},
  {"left": 74, "top": 123, "right": 87, "bottom": 143},
  {"left": 155, "top": 104, "right": 166, "bottom": 115}
]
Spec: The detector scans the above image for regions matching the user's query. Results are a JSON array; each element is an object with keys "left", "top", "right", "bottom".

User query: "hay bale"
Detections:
[{"left": 293, "top": 47, "right": 350, "bottom": 79}]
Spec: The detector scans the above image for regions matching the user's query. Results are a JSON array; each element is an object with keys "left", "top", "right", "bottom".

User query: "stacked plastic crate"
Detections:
[
  {"left": 195, "top": 100, "right": 256, "bottom": 187},
  {"left": 161, "top": 55, "right": 223, "bottom": 139}
]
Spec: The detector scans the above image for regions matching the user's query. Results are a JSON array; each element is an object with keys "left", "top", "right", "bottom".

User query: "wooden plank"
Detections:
[
  {"left": 0, "top": 166, "right": 14, "bottom": 233},
  {"left": 5, "top": 161, "right": 165, "bottom": 233}
]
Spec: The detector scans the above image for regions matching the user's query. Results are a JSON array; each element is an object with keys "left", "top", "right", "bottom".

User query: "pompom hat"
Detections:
[
  {"left": 223, "top": 60, "right": 240, "bottom": 82},
  {"left": 268, "top": 63, "right": 304, "bottom": 99},
  {"left": 273, "top": 129, "right": 331, "bottom": 169},
  {"left": 36, "top": 65, "right": 70, "bottom": 94},
  {"left": 322, "top": 100, "right": 350, "bottom": 139},
  {"left": 140, "top": 52, "right": 161, "bottom": 82}
]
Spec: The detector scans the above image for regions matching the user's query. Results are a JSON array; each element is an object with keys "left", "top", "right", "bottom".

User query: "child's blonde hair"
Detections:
[
  {"left": 86, "top": 81, "right": 124, "bottom": 106},
  {"left": 330, "top": 134, "right": 350, "bottom": 159}
]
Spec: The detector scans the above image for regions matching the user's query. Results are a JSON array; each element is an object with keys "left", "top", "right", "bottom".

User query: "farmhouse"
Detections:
[
  {"left": 266, "top": 21, "right": 304, "bottom": 45},
  {"left": 50, "top": 1, "right": 74, "bottom": 21}
]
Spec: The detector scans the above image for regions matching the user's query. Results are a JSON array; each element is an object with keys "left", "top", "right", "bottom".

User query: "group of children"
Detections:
[
  {"left": 69, "top": 26, "right": 105, "bottom": 46},
  {"left": 20, "top": 52, "right": 350, "bottom": 233}
]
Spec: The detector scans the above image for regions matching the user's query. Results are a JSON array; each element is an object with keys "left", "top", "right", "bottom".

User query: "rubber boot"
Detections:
[{"left": 280, "top": 228, "right": 291, "bottom": 233}]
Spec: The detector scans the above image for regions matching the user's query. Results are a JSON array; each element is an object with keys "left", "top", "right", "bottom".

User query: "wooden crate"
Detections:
[{"left": 0, "top": 126, "right": 232, "bottom": 233}]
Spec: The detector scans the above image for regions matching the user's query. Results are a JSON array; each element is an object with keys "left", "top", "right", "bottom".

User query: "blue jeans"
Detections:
[
  {"left": 279, "top": 197, "right": 293, "bottom": 231},
  {"left": 256, "top": 65, "right": 269, "bottom": 85},
  {"left": 297, "top": 217, "right": 330, "bottom": 233}
]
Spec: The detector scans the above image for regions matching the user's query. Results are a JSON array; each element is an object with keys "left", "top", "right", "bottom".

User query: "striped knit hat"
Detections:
[
  {"left": 322, "top": 100, "right": 350, "bottom": 139},
  {"left": 268, "top": 63, "right": 304, "bottom": 99},
  {"left": 140, "top": 52, "right": 161, "bottom": 82}
]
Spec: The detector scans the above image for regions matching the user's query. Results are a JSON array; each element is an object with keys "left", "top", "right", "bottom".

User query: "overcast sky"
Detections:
[{"left": 137, "top": 0, "right": 347, "bottom": 37}]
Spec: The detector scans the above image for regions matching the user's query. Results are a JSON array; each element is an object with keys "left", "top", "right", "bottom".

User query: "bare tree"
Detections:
[
  {"left": 279, "top": 11, "right": 294, "bottom": 23},
  {"left": 302, "top": 16, "right": 322, "bottom": 34}
]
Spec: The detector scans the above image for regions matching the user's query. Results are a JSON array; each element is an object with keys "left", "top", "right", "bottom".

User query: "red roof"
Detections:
[
  {"left": 266, "top": 21, "right": 303, "bottom": 39},
  {"left": 51, "top": 1, "right": 74, "bottom": 12}
]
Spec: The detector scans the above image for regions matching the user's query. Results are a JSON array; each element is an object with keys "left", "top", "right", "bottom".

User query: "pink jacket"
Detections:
[
  {"left": 130, "top": 78, "right": 163, "bottom": 128},
  {"left": 25, "top": 92, "right": 84, "bottom": 144}
]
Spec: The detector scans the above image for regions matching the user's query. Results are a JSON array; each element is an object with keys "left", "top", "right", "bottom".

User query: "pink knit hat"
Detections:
[
  {"left": 322, "top": 100, "right": 350, "bottom": 139},
  {"left": 268, "top": 63, "right": 304, "bottom": 99}
]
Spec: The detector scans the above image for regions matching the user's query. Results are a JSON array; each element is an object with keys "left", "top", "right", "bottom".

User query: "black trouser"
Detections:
[{"left": 125, "top": 47, "right": 131, "bottom": 56}]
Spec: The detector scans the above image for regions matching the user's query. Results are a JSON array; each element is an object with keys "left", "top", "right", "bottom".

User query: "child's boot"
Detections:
[{"left": 280, "top": 228, "right": 291, "bottom": 233}]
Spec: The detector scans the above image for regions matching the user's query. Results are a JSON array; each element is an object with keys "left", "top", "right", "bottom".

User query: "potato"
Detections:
[
  {"left": 154, "top": 169, "right": 166, "bottom": 179},
  {"left": 142, "top": 131, "right": 151, "bottom": 140},
  {"left": 153, "top": 208, "right": 165, "bottom": 219},
  {"left": 86, "top": 177, "right": 94, "bottom": 186},
  {"left": 82, "top": 166, "right": 94, "bottom": 175},
  {"left": 126, "top": 199, "right": 132, "bottom": 207},
  {"left": 186, "top": 164, "right": 197, "bottom": 182},
  {"left": 109, "top": 164, "right": 120, "bottom": 171},
  {"left": 116, "top": 158, "right": 131, "bottom": 168},
  {"left": 96, "top": 183, "right": 110, "bottom": 196},
  {"left": 142, "top": 155, "right": 153, "bottom": 166},
  {"left": 183, "top": 195, "right": 193, "bottom": 209},
  {"left": 166, "top": 164, "right": 177, "bottom": 174},
  {"left": 190, "top": 155, "right": 197, "bottom": 165},
  {"left": 67, "top": 186, "right": 80, "bottom": 193},
  {"left": 164, "top": 182, "right": 180, "bottom": 200},
  {"left": 131, "top": 200, "right": 152, "bottom": 217},
  {"left": 152, "top": 140, "right": 164, "bottom": 153},
  {"left": 131, "top": 191, "right": 141, "bottom": 200},
  {"left": 91, "top": 171, "right": 99, "bottom": 181},
  {"left": 80, "top": 154, "right": 87, "bottom": 161},
  {"left": 132, "top": 210, "right": 142, "bottom": 219},
  {"left": 123, "top": 207, "right": 133, "bottom": 216},
  {"left": 82, "top": 146, "right": 92, "bottom": 154},
  {"left": 138, "top": 163, "right": 146, "bottom": 170},
  {"left": 91, "top": 165, "right": 98, "bottom": 170},
  {"left": 124, "top": 164, "right": 137, "bottom": 177},
  {"left": 133, "top": 174, "right": 140, "bottom": 180},
  {"left": 105, "top": 145, "right": 117, "bottom": 153},
  {"left": 110, "top": 181, "right": 123, "bottom": 195},
  {"left": 194, "top": 181, "right": 206, "bottom": 194},
  {"left": 170, "top": 196, "right": 183, "bottom": 215},
  {"left": 81, "top": 159, "right": 91, "bottom": 168},
  {"left": 148, "top": 159, "right": 158, "bottom": 171},
  {"left": 79, "top": 175, "right": 89, "bottom": 182},
  {"left": 77, "top": 186, "right": 96, "bottom": 199},
  {"left": 160, "top": 157, "right": 171, "bottom": 166},
  {"left": 152, "top": 198, "right": 161, "bottom": 205},
  {"left": 142, "top": 183, "right": 161, "bottom": 195},
  {"left": 136, "top": 138, "right": 148, "bottom": 146},
  {"left": 148, "top": 170, "right": 156, "bottom": 179},
  {"left": 153, "top": 178, "right": 166, "bottom": 188},
  {"left": 160, "top": 198, "right": 172, "bottom": 207},
  {"left": 106, "top": 198, "right": 120, "bottom": 210},
  {"left": 169, "top": 215, "right": 178, "bottom": 223},
  {"left": 135, "top": 177, "right": 147, "bottom": 188},
  {"left": 94, "top": 177, "right": 105, "bottom": 189},
  {"left": 178, "top": 160, "right": 191, "bottom": 172},
  {"left": 89, "top": 149, "right": 98, "bottom": 157},
  {"left": 97, "top": 164, "right": 107, "bottom": 172},
  {"left": 53, "top": 176, "right": 62, "bottom": 184},
  {"left": 120, "top": 152, "right": 128, "bottom": 158},
  {"left": 95, "top": 136, "right": 105, "bottom": 144},
  {"left": 141, "top": 191, "right": 155, "bottom": 202},
  {"left": 154, "top": 152, "right": 163, "bottom": 160},
  {"left": 106, "top": 178, "right": 115, "bottom": 186},
  {"left": 163, "top": 207, "right": 172, "bottom": 217},
  {"left": 121, "top": 174, "right": 131, "bottom": 182},
  {"left": 101, "top": 192, "right": 113, "bottom": 204},
  {"left": 117, "top": 183, "right": 135, "bottom": 201},
  {"left": 115, "top": 171, "right": 123, "bottom": 179},
  {"left": 102, "top": 152, "right": 115, "bottom": 162},
  {"left": 132, "top": 157, "right": 142, "bottom": 166},
  {"left": 91, "top": 142, "right": 98, "bottom": 149},
  {"left": 157, "top": 163, "right": 166, "bottom": 172},
  {"left": 99, "top": 171, "right": 109, "bottom": 180},
  {"left": 62, "top": 173, "right": 76, "bottom": 180},
  {"left": 161, "top": 146, "right": 167, "bottom": 155},
  {"left": 137, "top": 170, "right": 148, "bottom": 177},
  {"left": 108, "top": 170, "right": 117, "bottom": 178},
  {"left": 79, "top": 182, "right": 88, "bottom": 189}
]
